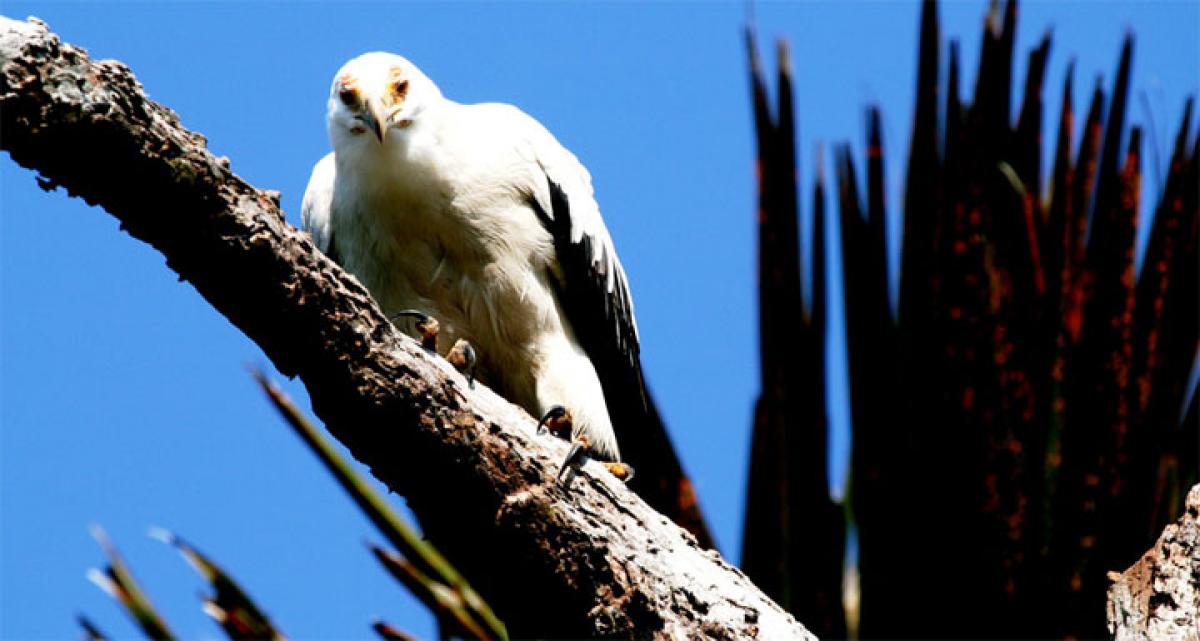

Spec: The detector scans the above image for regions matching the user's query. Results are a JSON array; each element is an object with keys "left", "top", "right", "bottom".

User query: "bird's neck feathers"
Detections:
[
  {"left": 330, "top": 107, "right": 451, "bottom": 211},
  {"left": 331, "top": 109, "right": 420, "bottom": 169}
]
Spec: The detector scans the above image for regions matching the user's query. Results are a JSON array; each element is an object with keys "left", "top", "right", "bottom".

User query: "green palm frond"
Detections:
[
  {"left": 86, "top": 526, "right": 176, "bottom": 641},
  {"left": 253, "top": 371, "right": 506, "bottom": 640},
  {"left": 149, "top": 528, "right": 286, "bottom": 641}
]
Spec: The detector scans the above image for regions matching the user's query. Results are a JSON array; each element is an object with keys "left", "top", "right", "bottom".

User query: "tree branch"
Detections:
[
  {"left": 0, "top": 16, "right": 813, "bottom": 639},
  {"left": 1106, "top": 483, "right": 1200, "bottom": 640}
]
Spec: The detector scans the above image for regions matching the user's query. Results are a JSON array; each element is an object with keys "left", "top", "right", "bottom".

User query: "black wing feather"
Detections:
[
  {"left": 530, "top": 175, "right": 714, "bottom": 547},
  {"left": 529, "top": 178, "right": 646, "bottom": 414}
]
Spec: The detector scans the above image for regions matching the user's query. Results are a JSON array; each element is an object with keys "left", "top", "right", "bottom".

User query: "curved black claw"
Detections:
[
  {"left": 446, "top": 339, "right": 477, "bottom": 387},
  {"left": 389, "top": 310, "right": 439, "bottom": 351},
  {"left": 537, "top": 405, "right": 572, "bottom": 440},
  {"left": 558, "top": 436, "right": 591, "bottom": 489}
]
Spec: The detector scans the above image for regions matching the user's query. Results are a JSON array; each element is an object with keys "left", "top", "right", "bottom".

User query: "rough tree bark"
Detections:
[
  {"left": 1107, "top": 483, "right": 1200, "bottom": 641},
  {"left": 0, "top": 16, "right": 814, "bottom": 640}
]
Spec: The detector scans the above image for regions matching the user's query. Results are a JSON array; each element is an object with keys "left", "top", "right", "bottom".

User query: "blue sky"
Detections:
[{"left": 2, "top": 2, "right": 1196, "bottom": 640}]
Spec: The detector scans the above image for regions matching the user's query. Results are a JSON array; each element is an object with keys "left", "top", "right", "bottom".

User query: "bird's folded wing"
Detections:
[
  {"left": 301, "top": 153, "right": 337, "bottom": 257},
  {"left": 512, "top": 107, "right": 713, "bottom": 545},
  {"left": 503, "top": 106, "right": 643, "bottom": 402}
]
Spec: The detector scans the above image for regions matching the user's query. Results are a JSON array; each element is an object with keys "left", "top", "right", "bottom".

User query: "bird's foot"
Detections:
[
  {"left": 553, "top": 434, "right": 635, "bottom": 489},
  {"left": 391, "top": 312, "right": 478, "bottom": 388},
  {"left": 603, "top": 462, "right": 636, "bottom": 483},
  {"left": 539, "top": 405, "right": 586, "bottom": 488},
  {"left": 445, "top": 339, "right": 477, "bottom": 387},
  {"left": 537, "top": 405, "right": 573, "bottom": 441},
  {"left": 389, "top": 309, "right": 439, "bottom": 351},
  {"left": 557, "top": 435, "right": 591, "bottom": 489},
  {"left": 539, "top": 406, "right": 632, "bottom": 488}
]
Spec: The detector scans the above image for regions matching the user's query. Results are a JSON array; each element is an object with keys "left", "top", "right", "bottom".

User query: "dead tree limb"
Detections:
[
  {"left": 1106, "top": 483, "right": 1200, "bottom": 641},
  {"left": 0, "top": 16, "right": 813, "bottom": 640}
]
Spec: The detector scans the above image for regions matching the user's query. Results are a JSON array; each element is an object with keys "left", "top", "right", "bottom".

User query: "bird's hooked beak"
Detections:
[{"left": 363, "top": 97, "right": 390, "bottom": 144}]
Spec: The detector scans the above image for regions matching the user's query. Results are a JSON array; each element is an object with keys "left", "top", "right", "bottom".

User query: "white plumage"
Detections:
[{"left": 303, "top": 52, "right": 644, "bottom": 460}]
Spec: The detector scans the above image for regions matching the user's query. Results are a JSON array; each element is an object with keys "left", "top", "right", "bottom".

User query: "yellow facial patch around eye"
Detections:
[
  {"left": 337, "top": 75, "right": 360, "bottom": 107},
  {"left": 388, "top": 68, "right": 409, "bottom": 101}
]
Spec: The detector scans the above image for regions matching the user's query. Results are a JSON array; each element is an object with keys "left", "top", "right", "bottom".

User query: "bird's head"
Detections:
[{"left": 326, "top": 52, "right": 442, "bottom": 147}]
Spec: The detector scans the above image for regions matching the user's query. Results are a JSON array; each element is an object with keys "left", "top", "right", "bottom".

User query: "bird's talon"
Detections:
[
  {"left": 537, "top": 405, "right": 572, "bottom": 440},
  {"left": 390, "top": 309, "right": 439, "bottom": 351},
  {"left": 446, "top": 339, "right": 477, "bottom": 387},
  {"left": 604, "top": 462, "right": 636, "bottom": 483},
  {"left": 557, "top": 435, "right": 591, "bottom": 489}
]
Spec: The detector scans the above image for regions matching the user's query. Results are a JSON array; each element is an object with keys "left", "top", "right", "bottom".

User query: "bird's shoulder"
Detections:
[
  {"left": 453, "top": 101, "right": 553, "bottom": 144},
  {"left": 445, "top": 102, "right": 596, "bottom": 194},
  {"left": 440, "top": 101, "right": 638, "bottom": 343}
]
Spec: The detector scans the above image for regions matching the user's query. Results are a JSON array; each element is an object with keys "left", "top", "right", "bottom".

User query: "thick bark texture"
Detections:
[
  {"left": 0, "top": 16, "right": 813, "bottom": 640},
  {"left": 1107, "top": 483, "right": 1200, "bottom": 641}
]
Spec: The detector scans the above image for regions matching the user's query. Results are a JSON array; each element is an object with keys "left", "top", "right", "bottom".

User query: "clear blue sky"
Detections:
[{"left": 3, "top": 2, "right": 1196, "bottom": 640}]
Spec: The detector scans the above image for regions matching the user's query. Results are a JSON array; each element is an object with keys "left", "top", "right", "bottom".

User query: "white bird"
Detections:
[{"left": 302, "top": 52, "right": 647, "bottom": 463}]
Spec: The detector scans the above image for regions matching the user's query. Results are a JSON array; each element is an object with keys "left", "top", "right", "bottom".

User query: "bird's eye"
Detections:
[
  {"left": 338, "top": 86, "right": 357, "bottom": 107},
  {"left": 392, "top": 80, "right": 409, "bottom": 98}
]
